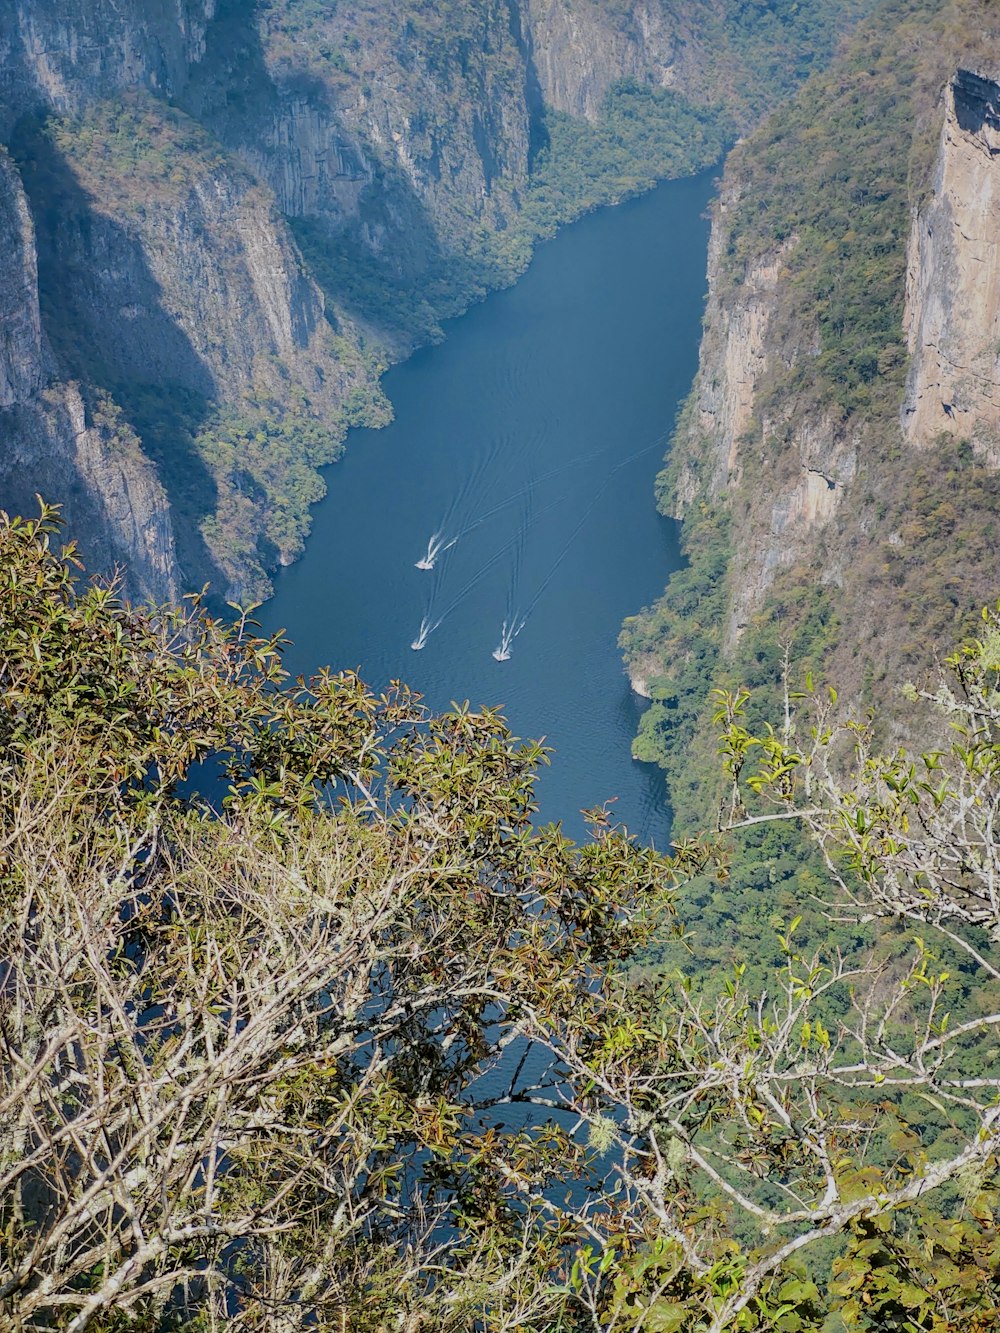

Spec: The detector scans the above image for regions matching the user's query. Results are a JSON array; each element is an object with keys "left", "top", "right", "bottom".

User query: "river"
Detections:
[{"left": 261, "top": 169, "right": 715, "bottom": 846}]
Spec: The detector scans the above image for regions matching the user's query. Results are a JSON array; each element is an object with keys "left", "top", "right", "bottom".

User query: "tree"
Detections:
[
  {"left": 0, "top": 504, "right": 681, "bottom": 1330},
  {"left": 5, "top": 503, "right": 1000, "bottom": 1331},
  {"left": 562, "top": 640, "right": 1000, "bottom": 1331}
]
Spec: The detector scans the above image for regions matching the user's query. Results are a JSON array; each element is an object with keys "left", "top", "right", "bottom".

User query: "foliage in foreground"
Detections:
[{"left": 3, "top": 505, "right": 1000, "bottom": 1330}]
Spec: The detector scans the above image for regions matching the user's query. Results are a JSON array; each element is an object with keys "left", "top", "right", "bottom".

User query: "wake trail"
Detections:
[{"left": 423, "top": 489, "right": 571, "bottom": 638}]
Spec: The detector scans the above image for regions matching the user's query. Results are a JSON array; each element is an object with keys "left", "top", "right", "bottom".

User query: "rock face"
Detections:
[
  {"left": 0, "top": 148, "right": 43, "bottom": 408},
  {"left": 0, "top": 0, "right": 217, "bottom": 135},
  {"left": 674, "top": 223, "right": 793, "bottom": 508},
  {"left": 0, "top": 0, "right": 538, "bottom": 602},
  {"left": 668, "top": 176, "right": 857, "bottom": 647},
  {"left": 623, "top": 0, "right": 1000, "bottom": 828},
  {"left": 26, "top": 123, "right": 330, "bottom": 406},
  {"left": 520, "top": 0, "right": 689, "bottom": 121},
  {"left": 656, "top": 26, "right": 1000, "bottom": 672},
  {"left": 0, "top": 143, "right": 180, "bottom": 599},
  {"left": 902, "top": 68, "right": 1000, "bottom": 456}
]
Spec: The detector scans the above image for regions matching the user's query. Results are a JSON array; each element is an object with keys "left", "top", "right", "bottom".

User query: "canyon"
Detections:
[
  {"left": 0, "top": 0, "right": 861, "bottom": 604},
  {"left": 5, "top": 0, "right": 1000, "bottom": 836}
]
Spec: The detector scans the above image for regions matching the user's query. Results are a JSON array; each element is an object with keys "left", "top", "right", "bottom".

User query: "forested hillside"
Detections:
[
  {"left": 623, "top": 0, "right": 1000, "bottom": 831},
  {"left": 0, "top": 0, "right": 871, "bottom": 606}
]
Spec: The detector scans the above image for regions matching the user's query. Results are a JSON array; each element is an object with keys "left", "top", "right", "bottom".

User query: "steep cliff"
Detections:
[
  {"left": 521, "top": 0, "right": 868, "bottom": 127},
  {"left": 0, "top": 143, "right": 181, "bottom": 600},
  {"left": 520, "top": 0, "right": 697, "bottom": 122},
  {"left": 623, "top": 0, "right": 1000, "bottom": 827},
  {"left": 0, "top": 0, "right": 217, "bottom": 136},
  {"left": 0, "top": 145, "right": 43, "bottom": 407},
  {"left": 0, "top": 0, "right": 873, "bottom": 604},
  {"left": 903, "top": 67, "right": 1000, "bottom": 455}
]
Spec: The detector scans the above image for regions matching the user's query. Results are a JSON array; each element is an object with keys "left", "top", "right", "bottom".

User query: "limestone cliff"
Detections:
[
  {"left": 0, "top": 144, "right": 180, "bottom": 600},
  {"left": 0, "top": 146, "right": 44, "bottom": 408},
  {"left": 902, "top": 67, "right": 1000, "bottom": 457},
  {"left": 520, "top": 0, "right": 865, "bottom": 128},
  {"left": 668, "top": 184, "right": 858, "bottom": 649},
  {"left": 519, "top": 0, "right": 695, "bottom": 122}
]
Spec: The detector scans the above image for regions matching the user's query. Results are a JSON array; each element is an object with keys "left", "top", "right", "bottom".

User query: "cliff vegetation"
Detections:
[{"left": 623, "top": 0, "right": 1000, "bottom": 834}]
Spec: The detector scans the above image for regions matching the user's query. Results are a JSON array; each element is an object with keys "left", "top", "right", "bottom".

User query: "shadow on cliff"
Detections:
[
  {"left": 9, "top": 114, "right": 224, "bottom": 598},
  {"left": 188, "top": 0, "right": 515, "bottom": 354},
  {"left": 507, "top": 0, "right": 551, "bottom": 169},
  {"left": 291, "top": 182, "right": 510, "bottom": 357},
  {"left": 183, "top": 0, "right": 343, "bottom": 126}
]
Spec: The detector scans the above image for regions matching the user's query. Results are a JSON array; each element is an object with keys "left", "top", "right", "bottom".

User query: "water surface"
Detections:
[{"left": 263, "top": 171, "right": 715, "bottom": 845}]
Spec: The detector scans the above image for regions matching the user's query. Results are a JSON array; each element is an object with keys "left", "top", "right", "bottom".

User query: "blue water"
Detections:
[{"left": 262, "top": 170, "right": 715, "bottom": 846}]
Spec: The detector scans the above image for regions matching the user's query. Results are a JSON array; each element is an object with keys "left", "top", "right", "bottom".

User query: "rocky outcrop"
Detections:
[
  {"left": 0, "top": 147, "right": 44, "bottom": 407},
  {"left": 520, "top": 0, "right": 688, "bottom": 121},
  {"left": 673, "top": 218, "right": 795, "bottom": 509},
  {"left": 0, "top": 392, "right": 182, "bottom": 608},
  {"left": 230, "top": 98, "right": 370, "bottom": 227},
  {"left": 28, "top": 116, "right": 333, "bottom": 408},
  {"left": 667, "top": 178, "right": 856, "bottom": 644},
  {"left": 902, "top": 68, "right": 1000, "bottom": 456},
  {"left": 0, "top": 140, "right": 180, "bottom": 601}
]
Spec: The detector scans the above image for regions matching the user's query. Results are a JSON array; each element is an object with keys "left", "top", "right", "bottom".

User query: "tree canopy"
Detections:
[{"left": 3, "top": 504, "right": 1000, "bottom": 1330}]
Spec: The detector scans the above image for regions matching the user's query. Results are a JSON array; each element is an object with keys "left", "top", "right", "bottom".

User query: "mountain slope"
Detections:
[{"left": 623, "top": 0, "right": 1000, "bottom": 828}]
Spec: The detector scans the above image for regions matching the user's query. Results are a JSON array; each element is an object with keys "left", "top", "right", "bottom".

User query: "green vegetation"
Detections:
[
  {"left": 623, "top": 0, "right": 1000, "bottom": 844},
  {"left": 512, "top": 84, "right": 729, "bottom": 254},
  {"left": 621, "top": 499, "right": 839, "bottom": 835},
  {"left": 621, "top": 502, "right": 733, "bottom": 829},
  {"left": 121, "top": 380, "right": 390, "bottom": 603},
  {"left": 706, "top": 0, "right": 872, "bottom": 119},
  {"left": 44, "top": 96, "right": 234, "bottom": 206},
  {"left": 292, "top": 213, "right": 501, "bottom": 350},
  {"left": 0, "top": 504, "right": 680, "bottom": 1330},
  {"left": 843, "top": 441, "right": 1000, "bottom": 687},
  {"left": 620, "top": 498, "right": 842, "bottom": 1003},
  {"left": 720, "top": 0, "right": 932, "bottom": 422},
  {"left": 715, "top": 0, "right": 997, "bottom": 422},
  {"left": 6, "top": 504, "right": 1000, "bottom": 1330},
  {"left": 260, "top": 0, "right": 356, "bottom": 80}
]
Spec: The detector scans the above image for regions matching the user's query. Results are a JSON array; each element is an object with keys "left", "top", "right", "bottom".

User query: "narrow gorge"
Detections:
[{"left": 0, "top": 0, "right": 865, "bottom": 607}]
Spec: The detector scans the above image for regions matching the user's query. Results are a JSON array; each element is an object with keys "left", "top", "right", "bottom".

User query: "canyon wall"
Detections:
[
  {"left": 622, "top": 0, "right": 1000, "bottom": 824},
  {"left": 902, "top": 67, "right": 1000, "bottom": 458},
  {"left": 520, "top": 0, "right": 695, "bottom": 121},
  {"left": 0, "top": 0, "right": 535, "bottom": 602}
]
